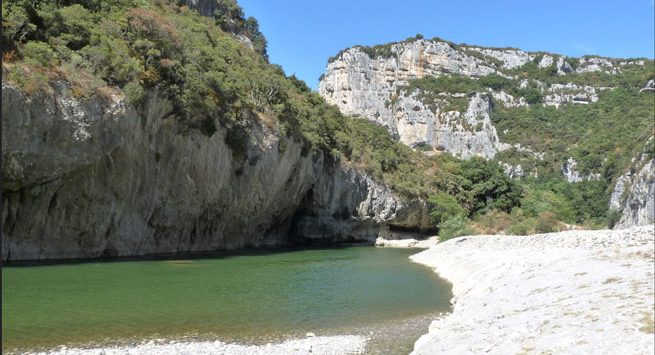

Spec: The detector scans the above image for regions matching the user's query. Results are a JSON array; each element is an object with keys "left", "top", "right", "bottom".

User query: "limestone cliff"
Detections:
[
  {"left": 609, "top": 151, "right": 655, "bottom": 229},
  {"left": 319, "top": 38, "right": 653, "bottom": 229},
  {"left": 1, "top": 83, "right": 428, "bottom": 261},
  {"left": 318, "top": 38, "right": 647, "bottom": 166},
  {"left": 319, "top": 41, "right": 503, "bottom": 159}
]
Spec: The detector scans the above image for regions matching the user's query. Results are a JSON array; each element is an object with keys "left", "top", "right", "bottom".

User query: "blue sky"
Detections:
[{"left": 239, "top": 0, "right": 655, "bottom": 90}]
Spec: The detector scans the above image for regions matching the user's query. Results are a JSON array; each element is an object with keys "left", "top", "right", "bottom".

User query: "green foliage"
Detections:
[
  {"left": 606, "top": 208, "right": 622, "bottom": 229},
  {"left": 438, "top": 215, "right": 474, "bottom": 242},
  {"left": 478, "top": 74, "right": 513, "bottom": 91},
  {"left": 516, "top": 87, "right": 543, "bottom": 104},
  {"left": 402, "top": 73, "right": 545, "bottom": 110},
  {"left": 429, "top": 192, "right": 466, "bottom": 225},
  {"left": 124, "top": 80, "right": 145, "bottom": 104},
  {"left": 460, "top": 157, "right": 523, "bottom": 214},
  {"left": 358, "top": 44, "right": 396, "bottom": 60},
  {"left": 473, "top": 209, "right": 513, "bottom": 234},
  {"left": 6, "top": 65, "right": 50, "bottom": 94},
  {"left": 549, "top": 64, "right": 653, "bottom": 89},
  {"left": 55, "top": 4, "right": 95, "bottom": 50},
  {"left": 507, "top": 60, "right": 558, "bottom": 82},
  {"left": 492, "top": 88, "right": 654, "bottom": 182},
  {"left": 507, "top": 218, "right": 536, "bottom": 235},
  {"left": 413, "top": 142, "right": 433, "bottom": 151},
  {"left": 332, "top": 119, "right": 467, "bottom": 199},
  {"left": 22, "top": 41, "right": 58, "bottom": 67},
  {"left": 404, "top": 75, "right": 483, "bottom": 94},
  {"left": 520, "top": 184, "right": 575, "bottom": 222},
  {"left": 2, "top": 1, "right": 37, "bottom": 51},
  {"left": 517, "top": 177, "right": 610, "bottom": 226}
]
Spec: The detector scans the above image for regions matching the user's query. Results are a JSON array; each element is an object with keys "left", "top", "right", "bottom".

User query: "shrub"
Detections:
[
  {"left": 535, "top": 211, "right": 559, "bottom": 233},
  {"left": 57, "top": 4, "right": 95, "bottom": 50},
  {"left": 22, "top": 41, "right": 58, "bottom": 67},
  {"left": 474, "top": 209, "right": 512, "bottom": 234},
  {"left": 429, "top": 192, "right": 466, "bottom": 225},
  {"left": 7, "top": 65, "right": 50, "bottom": 94},
  {"left": 461, "top": 157, "right": 523, "bottom": 214},
  {"left": 517, "top": 87, "right": 543, "bottom": 104},
  {"left": 439, "top": 215, "right": 474, "bottom": 242},
  {"left": 479, "top": 74, "right": 513, "bottom": 91},
  {"left": 404, "top": 75, "right": 483, "bottom": 95},
  {"left": 413, "top": 142, "right": 433, "bottom": 151},
  {"left": 507, "top": 219, "right": 535, "bottom": 235},
  {"left": 123, "top": 80, "right": 145, "bottom": 104},
  {"left": 520, "top": 185, "right": 576, "bottom": 223},
  {"left": 606, "top": 208, "right": 622, "bottom": 228}
]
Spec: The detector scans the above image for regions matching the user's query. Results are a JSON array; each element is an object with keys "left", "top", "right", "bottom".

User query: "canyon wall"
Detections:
[{"left": 1, "top": 83, "right": 429, "bottom": 261}]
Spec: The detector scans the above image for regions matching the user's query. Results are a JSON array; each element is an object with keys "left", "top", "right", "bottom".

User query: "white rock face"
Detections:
[
  {"left": 613, "top": 157, "right": 655, "bottom": 229},
  {"left": 492, "top": 90, "right": 527, "bottom": 108},
  {"left": 640, "top": 79, "right": 655, "bottom": 93},
  {"left": 319, "top": 41, "right": 495, "bottom": 132},
  {"left": 576, "top": 56, "right": 620, "bottom": 74},
  {"left": 561, "top": 157, "right": 583, "bottom": 182},
  {"left": 544, "top": 83, "right": 599, "bottom": 107},
  {"left": 609, "top": 172, "right": 632, "bottom": 210},
  {"left": 319, "top": 39, "right": 608, "bottom": 160},
  {"left": 392, "top": 91, "right": 503, "bottom": 159},
  {"left": 538, "top": 55, "right": 554, "bottom": 68},
  {"left": 501, "top": 162, "right": 524, "bottom": 178},
  {"left": 319, "top": 40, "right": 506, "bottom": 159},
  {"left": 410, "top": 226, "right": 655, "bottom": 355},
  {"left": 463, "top": 47, "right": 531, "bottom": 69},
  {"left": 560, "top": 157, "right": 601, "bottom": 183},
  {"left": 538, "top": 55, "right": 573, "bottom": 75}
]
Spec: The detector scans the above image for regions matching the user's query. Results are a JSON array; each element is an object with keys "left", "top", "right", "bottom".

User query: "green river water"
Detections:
[{"left": 2, "top": 246, "right": 452, "bottom": 353}]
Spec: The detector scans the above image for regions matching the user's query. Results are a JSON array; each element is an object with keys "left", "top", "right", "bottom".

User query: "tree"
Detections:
[
  {"left": 428, "top": 192, "right": 466, "bottom": 226},
  {"left": 461, "top": 157, "right": 522, "bottom": 214}
]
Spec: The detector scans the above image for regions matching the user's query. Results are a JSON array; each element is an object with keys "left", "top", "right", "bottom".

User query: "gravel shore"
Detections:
[
  {"left": 23, "top": 335, "right": 367, "bottom": 355},
  {"left": 410, "top": 225, "right": 655, "bottom": 355},
  {"left": 375, "top": 236, "right": 440, "bottom": 248}
]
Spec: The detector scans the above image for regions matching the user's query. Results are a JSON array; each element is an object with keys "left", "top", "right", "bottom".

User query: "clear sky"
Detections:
[{"left": 238, "top": 0, "right": 655, "bottom": 90}]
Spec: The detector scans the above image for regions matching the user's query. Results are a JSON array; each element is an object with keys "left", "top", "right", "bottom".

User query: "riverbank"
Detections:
[
  {"left": 410, "top": 225, "right": 655, "bottom": 354},
  {"left": 375, "top": 236, "right": 440, "bottom": 248},
  {"left": 20, "top": 335, "right": 367, "bottom": 355}
]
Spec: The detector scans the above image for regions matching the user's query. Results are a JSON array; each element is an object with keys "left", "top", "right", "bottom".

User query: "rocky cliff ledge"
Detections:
[{"left": 1, "top": 83, "right": 429, "bottom": 261}]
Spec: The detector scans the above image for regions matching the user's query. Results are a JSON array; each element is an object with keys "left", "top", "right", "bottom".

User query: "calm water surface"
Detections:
[{"left": 2, "top": 246, "right": 452, "bottom": 353}]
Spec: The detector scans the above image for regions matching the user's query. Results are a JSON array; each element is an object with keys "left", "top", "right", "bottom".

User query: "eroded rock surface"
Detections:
[
  {"left": 1, "top": 83, "right": 429, "bottom": 261},
  {"left": 611, "top": 155, "right": 655, "bottom": 229}
]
